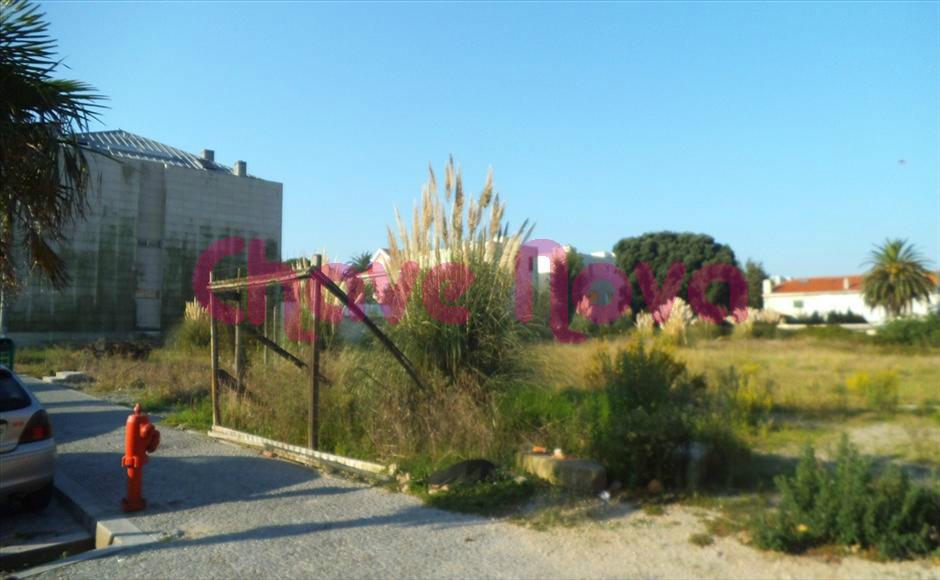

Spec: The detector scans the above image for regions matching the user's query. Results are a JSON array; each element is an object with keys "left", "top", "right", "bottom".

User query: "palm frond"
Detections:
[{"left": 1, "top": 0, "right": 107, "bottom": 291}]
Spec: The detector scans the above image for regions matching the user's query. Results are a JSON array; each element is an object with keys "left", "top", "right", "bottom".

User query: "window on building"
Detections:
[{"left": 793, "top": 300, "right": 804, "bottom": 308}]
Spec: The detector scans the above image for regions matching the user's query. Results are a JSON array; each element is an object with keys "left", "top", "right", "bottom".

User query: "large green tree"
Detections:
[
  {"left": 862, "top": 239, "right": 935, "bottom": 319},
  {"left": 1, "top": 0, "right": 103, "bottom": 294},
  {"left": 744, "top": 259, "right": 768, "bottom": 309},
  {"left": 612, "top": 231, "right": 738, "bottom": 313}
]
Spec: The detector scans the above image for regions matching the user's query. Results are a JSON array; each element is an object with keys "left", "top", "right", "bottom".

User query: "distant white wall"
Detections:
[{"left": 764, "top": 289, "right": 938, "bottom": 324}]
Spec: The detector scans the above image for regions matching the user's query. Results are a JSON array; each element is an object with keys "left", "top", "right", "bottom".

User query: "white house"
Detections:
[{"left": 763, "top": 274, "right": 939, "bottom": 324}]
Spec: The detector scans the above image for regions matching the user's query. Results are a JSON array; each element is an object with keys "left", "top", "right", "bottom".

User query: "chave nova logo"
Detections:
[{"left": 193, "top": 236, "right": 749, "bottom": 344}]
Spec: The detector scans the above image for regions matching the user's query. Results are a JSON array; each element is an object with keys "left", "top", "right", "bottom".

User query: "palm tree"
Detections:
[
  {"left": 348, "top": 251, "right": 372, "bottom": 273},
  {"left": 1, "top": 0, "right": 104, "bottom": 335},
  {"left": 862, "top": 239, "right": 936, "bottom": 319},
  {"left": 1, "top": 0, "right": 104, "bottom": 293}
]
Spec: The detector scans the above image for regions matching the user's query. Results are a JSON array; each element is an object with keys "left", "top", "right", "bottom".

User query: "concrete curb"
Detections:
[
  {"left": 53, "top": 474, "right": 161, "bottom": 549},
  {"left": 7, "top": 476, "right": 162, "bottom": 578},
  {"left": 208, "top": 425, "right": 390, "bottom": 481}
]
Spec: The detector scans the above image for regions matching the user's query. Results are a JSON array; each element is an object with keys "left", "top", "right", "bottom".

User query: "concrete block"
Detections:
[{"left": 518, "top": 452, "right": 606, "bottom": 493}]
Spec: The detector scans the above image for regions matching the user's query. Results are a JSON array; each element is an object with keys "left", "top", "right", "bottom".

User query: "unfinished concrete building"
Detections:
[{"left": 7, "top": 130, "right": 283, "bottom": 341}]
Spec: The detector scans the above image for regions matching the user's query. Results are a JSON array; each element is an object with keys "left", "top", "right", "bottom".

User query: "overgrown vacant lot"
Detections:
[
  {"left": 533, "top": 335, "right": 940, "bottom": 409},
  {"left": 684, "top": 338, "right": 940, "bottom": 468},
  {"left": 533, "top": 335, "right": 940, "bottom": 468},
  {"left": 19, "top": 331, "right": 940, "bottom": 474},
  {"left": 680, "top": 338, "right": 940, "bottom": 410},
  {"left": 682, "top": 337, "right": 940, "bottom": 467},
  {"left": 15, "top": 328, "right": 940, "bottom": 563}
]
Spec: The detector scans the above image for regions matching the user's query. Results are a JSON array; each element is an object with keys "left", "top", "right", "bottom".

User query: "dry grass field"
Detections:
[
  {"left": 529, "top": 335, "right": 940, "bottom": 409},
  {"left": 529, "top": 334, "right": 940, "bottom": 467}
]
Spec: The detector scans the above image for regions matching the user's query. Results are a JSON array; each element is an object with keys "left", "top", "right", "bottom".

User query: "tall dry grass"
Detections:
[
  {"left": 384, "top": 158, "right": 532, "bottom": 277},
  {"left": 17, "top": 344, "right": 210, "bottom": 412},
  {"left": 660, "top": 297, "right": 694, "bottom": 345},
  {"left": 383, "top": 158, "right": 533, "bottom": 380}
]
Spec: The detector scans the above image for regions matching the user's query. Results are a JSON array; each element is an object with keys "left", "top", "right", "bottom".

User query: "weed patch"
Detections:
[
  {"left": 422, "top": 478, "right": 536, "bottom": 517},
  {"left": 876, "top": 315, "right": 940, "bottom": 348},
  {"left": 163, "top": 398, "right": 213, "bottom": 431},
  {"left": 846, "top": 370, "right": 900, "bottom": 414},
  {"left": 689, "top": 532, "right": 715, "bottom": 547}
]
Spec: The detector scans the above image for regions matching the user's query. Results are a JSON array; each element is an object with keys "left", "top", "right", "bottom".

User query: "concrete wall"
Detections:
[
  {"left": 764, "top": 290, "right": 939, "bottom": 324},
  {"left": 7, "top": 152, "right": 282, "bottom": 340},
  {"left": 157, "top": 163, "right": 281, "bottom": 330}
]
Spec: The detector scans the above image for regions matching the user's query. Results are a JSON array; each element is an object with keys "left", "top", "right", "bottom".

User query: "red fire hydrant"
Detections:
[{"left": 121, "top": 403, "right": 160, "bottom": 512}]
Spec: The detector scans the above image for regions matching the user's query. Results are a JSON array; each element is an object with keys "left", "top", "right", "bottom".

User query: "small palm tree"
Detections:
[
  {"left": 1, "top": 0, "right": 104, "bottom": 292},
  {"left": 348, "top": 251, "right": 372, "bottom": 273},
  {"left": 862, "top": 239, "right": 935, "bottom": 319}
]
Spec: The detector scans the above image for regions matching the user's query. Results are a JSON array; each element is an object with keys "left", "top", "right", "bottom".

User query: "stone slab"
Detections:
[{"left": 518, "top": 452, "right": 606, "bottom": 493}]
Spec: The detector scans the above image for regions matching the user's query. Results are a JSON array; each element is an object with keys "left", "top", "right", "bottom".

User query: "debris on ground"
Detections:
[
  {"left": 83, "top": 339, "right": 152, "bottom": 360},
  {"left": 426, "top": 459, "right": 497, "bottom": 491}
]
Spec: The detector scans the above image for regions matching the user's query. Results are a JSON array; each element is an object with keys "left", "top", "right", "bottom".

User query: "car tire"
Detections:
[{"left": 21, "top": 482, "right": 53, "bottom": 512}]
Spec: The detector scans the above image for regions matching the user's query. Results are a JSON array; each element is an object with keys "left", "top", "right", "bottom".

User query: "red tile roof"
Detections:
[
  {"left": 772, "top": 273, "right": 939, "bottom": 294},
  {"left": 773, "top": 275, "right": 864, "bottom": 294}
]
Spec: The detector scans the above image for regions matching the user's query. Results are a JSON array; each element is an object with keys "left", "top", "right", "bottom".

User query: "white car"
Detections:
[{"left": 0, "top": 366, "right": 56, "bottom": 511}]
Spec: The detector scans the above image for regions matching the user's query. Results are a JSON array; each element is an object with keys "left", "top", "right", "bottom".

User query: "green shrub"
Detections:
[
  {"left": 751, "top": 437, "right": 940, "bottom": 559},
  {"left": 786, "top": 311, "right": 825, "bottom": 325},
  {"left": 846, "top": 370, "right": 899, "bottom": 413},
  {"left": 499, "top": 343, "right": 747, "bottom": 489},
  {"left": 826, "top": 310, "right": 867, "bottom": 324},
  {"left": 167, "top": 317, "right": 212, "bottom": 352},
  {"left": 876, "top": 314, "right": 940, "bottom": 348},
  {"left": 795, "top": 325, "right": 869, "bottom": 344},
  {"left": 583, "top": 342, "right": 708, "bottom": 486}
]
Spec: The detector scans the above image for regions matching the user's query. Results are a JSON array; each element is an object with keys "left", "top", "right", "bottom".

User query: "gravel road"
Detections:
[{"left": 20, "top": 379, "right": 940, "bottom": 579}]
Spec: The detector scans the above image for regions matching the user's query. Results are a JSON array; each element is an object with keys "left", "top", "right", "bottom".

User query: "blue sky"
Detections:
[{"left": 43, "top": 1, "right": 939, "bottom": 277}]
